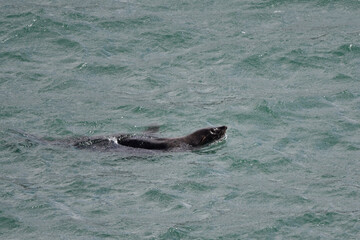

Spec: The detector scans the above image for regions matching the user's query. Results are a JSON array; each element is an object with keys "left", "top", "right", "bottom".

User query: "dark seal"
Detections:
[{"left": 73, "top": 126, "right": 227, "bottom": 151}]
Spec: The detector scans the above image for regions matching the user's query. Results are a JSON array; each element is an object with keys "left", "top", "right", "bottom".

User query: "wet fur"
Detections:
[{"left": 73, "top": 126, "right": 227, "bottom": 151}]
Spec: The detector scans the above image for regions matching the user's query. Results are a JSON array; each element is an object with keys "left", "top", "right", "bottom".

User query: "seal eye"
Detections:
[{"left": 210, "top": 129, "right": 216, "bottom": 135}]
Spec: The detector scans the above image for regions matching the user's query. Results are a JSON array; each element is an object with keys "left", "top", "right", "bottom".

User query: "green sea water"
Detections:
[{"left": 1, "top": 0, "right": 360, "bottom": 239}]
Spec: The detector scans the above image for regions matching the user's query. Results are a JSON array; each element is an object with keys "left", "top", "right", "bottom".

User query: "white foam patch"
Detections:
[
  {"left": 223, "top": 134, "right": 228, "bottom": 141},
  {"left": 108, "top": 137, "right": 119, "bottom": 144},
  {"left": 212, "top": 134, "right": 227, "bottom": 145}
]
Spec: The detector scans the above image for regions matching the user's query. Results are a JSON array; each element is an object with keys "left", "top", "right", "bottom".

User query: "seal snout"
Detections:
[
  {"left": 218, "top": 126, "right": 227, "bottom": 134},
  {"left": 213, "top": 126, "right": 227, "bottom": 138}
]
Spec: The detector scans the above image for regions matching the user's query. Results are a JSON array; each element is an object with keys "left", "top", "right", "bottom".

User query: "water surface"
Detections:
[{"left": 1, "top": 0, "right": 360, "bottom": 239}]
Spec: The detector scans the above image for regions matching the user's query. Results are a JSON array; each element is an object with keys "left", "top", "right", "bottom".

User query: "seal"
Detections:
[{"left": 73, "top": 126, "right": 227, "bottom": 151}]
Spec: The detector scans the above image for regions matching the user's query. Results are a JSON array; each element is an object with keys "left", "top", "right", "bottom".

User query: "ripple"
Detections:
[
  {"left": 140, "top": 30, "right": 195, "bottom": 49},
  {"left": 99, "top": 15, "right": 162, "bottom": 31},
  {"left": 243, "top": 190, "right": 281, "bottom": 203},
  {"left": 279, "top": 96, "right": 332, "bottom": 111},
  {"left": 158, "top": 225, "right": 195, "bottom": 240},
  {"left": 0, "top": 211, "right": 21, "bottom": 231},
  {"left": 142, "top": 189, "right": 176, "bottom": 205},
  {"left": 0, "top": 51, "right": 32, "bottom": 62},
  {"left": 52, "top": 37, "right": 82, "bottom": 50},
  {"left": 172, "top": 181, "right": 215, "bottom": 192},
  {"left": 326, "top": 90, "right": 355, "bottom": 101},
  {"left": 332, "top": 73, "right": 354, "bottom": 82},
  {"left": 230, "top": 157, "right": 292, "bottom": 174},
  {"left": 255, "top": 100, "right": 279, "bottom": 118},
  {"left": 78, "top": 64, "right": 130, "bottom": 75},
  {"left": 314, "top": 132, "right": 341, "bottom": 150},
  {"left": 332, "top": 44, "right": 360, "bottom": 56}
]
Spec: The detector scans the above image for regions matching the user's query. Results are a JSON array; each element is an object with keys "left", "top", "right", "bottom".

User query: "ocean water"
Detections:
[{"left": 1, "top": 0, "right": 360, "bottom": 239}]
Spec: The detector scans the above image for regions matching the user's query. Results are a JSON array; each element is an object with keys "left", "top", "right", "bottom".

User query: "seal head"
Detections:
[{"left": 181, "top": 126, "right": 227, "bottom": 147}]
